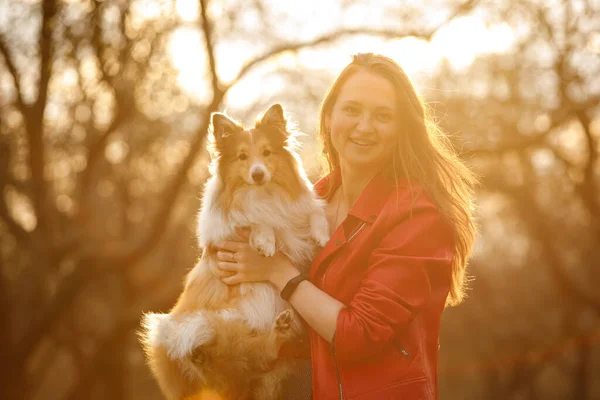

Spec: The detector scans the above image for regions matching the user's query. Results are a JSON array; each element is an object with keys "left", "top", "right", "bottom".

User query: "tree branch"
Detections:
[
  {"left": 77, "top": 1, "right": 177, "bottom": 218},
  {"left": 96, "top": 0, "right": 227, "bottom": 267},
  {"left": 0, "top": 33, "right": 27, "bottom": 115},
  {"left": 224, "top": 28, "right": 426, "bottom": 89},
  {"left": 573, "top": 109, "right": 600, "bottom": 237},
  {"left": 486, "top": 179, "right": 600, "bottom": 316},
  {"left": 200, "top": 0, "right": 223, "bottom": 97},
  {"left": 0, "top": 140, "right": 28, "bottom": 242},
  {"left": 14, "top": 256, "right": 100, "bottom": 364},
  {"left": 575, "top": 109, "right": 599, "bottom": 212},
  {"left": 110, "top": 104, "right": 218, "bottom": 267},
  {"left": 464, "top": 104, "right": 577, "bottom": 157},
  {"left": 0, "top": 195, "right": 28, "bottom": 243},
  {"left": 78, "top": 108, "right": 126, "bottom": 204},
  {"left": 225, "top": 0, "right": 480, "bottom": 89},
  {"left": 97, "top": 0, "right": 482, "bottom": 268},
  {"left": 464, "top": 134, "right": 548, "bottom": 156},
  {"left": 24, "top": 0, "right": 58, "bottom": 236}
]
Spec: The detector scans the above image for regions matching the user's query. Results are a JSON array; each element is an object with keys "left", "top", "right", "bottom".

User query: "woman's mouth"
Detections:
[{"left": 349, "top": 137, "right": 375, "bottom": 147}]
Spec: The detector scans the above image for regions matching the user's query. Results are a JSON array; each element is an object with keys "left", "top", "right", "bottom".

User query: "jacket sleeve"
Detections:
[{"left": 332, "top": 205, "right": 454, "bottom": 361}]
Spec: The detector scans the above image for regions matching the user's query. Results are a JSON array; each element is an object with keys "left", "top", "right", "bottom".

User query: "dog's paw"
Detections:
[
  {"left": 312, "top": 227, "right": 330, "bottom": 247},
  {"left": 273, "top": 309, "right": 296, "bottom": 343},
  {"left": 274, "top": 309, "right": 293, "bottom": 333},
  {"left": 310, "top": 216, "right": 330, "bottom": 247},
  {"left": 250, "top": 227, "right": 276, "bottom": 257}
]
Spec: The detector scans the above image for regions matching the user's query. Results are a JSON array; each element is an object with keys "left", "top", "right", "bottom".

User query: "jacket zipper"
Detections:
[
  {"left": 320, "top": 220, "right": 409, "bottom": 398},
  {"left": 321, "top": 222, "right": 367, "bottom": 287},
  {"left": 393, "top": 342, "right": 411, "bottom": 357},
  {"left": 320, "top": 223, "right": 368, "bottom": 398},
  {"left": 346, "top": 222, "right": 366, "bottom": 243},
  {"left": 330, "top": 333, "right": 345, "bottom": 400},
  {"left": 322, "top": 223, "right": 366, "bottom": 400}
]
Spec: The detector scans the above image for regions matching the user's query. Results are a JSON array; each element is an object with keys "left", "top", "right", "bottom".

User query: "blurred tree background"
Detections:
[{"left": 0, "top": 0, "right": 598, "bottom": 399}]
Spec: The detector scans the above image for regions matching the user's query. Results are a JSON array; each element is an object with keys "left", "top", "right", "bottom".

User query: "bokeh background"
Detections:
[{"left": 1, "top": 0, "right": 599, "bottom": 399}]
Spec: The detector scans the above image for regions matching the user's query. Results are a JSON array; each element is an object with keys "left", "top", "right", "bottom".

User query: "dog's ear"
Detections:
[
  {"left": 259, "top": 104, "right": 287, "bottom": 130},
  {"left": 211, "top": 113, "right": 241, "bottom": 143}
]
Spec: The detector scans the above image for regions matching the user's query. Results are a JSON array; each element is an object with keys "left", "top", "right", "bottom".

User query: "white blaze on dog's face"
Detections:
[
  {"left": 210, "top": 104, "right": 303, "bottom": 198},
  {"left": 244, "top": 133, "right": 273, "bottom": 186}
]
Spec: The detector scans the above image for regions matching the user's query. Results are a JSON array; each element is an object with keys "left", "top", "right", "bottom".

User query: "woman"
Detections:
[{"left": 215, "top": 53, "right": 477, "bottom": 399}]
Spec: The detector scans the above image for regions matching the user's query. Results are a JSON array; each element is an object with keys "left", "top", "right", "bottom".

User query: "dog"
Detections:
[{"left": 140, "top": 104, "right": 329, "bottom": 400}]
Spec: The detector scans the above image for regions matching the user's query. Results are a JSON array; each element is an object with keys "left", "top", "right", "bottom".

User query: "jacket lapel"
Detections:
[
  {"left": 308, "top": 168, "right": 402, "bottom": 282},
  {"left": 309, "top": 228, "right": 346, "bottom": 281}
]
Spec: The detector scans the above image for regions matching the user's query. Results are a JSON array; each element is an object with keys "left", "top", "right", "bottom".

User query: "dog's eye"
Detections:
[
  {"left": 239, "top": 154, "right": 248, "bottom": 161},
  {"left": 262, "top": 150, "right": 271, "bottom": 157}
]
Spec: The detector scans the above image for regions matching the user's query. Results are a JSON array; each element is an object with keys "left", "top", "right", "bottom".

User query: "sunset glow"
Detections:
[{"left": 168, "top": 5, "right": 516, "bottom": 104}]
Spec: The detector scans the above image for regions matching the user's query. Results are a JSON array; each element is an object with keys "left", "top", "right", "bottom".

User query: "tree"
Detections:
[
  {"left": 0, "top": 0, "right": 479, "bottom": 398},
  {"left": 430, "top": 0, "right": 600, "bottom": 398}
]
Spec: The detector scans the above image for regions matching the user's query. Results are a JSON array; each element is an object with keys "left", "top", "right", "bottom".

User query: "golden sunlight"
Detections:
[
  {"left": 131, "top": 0, "right": 172, "bottom": 21},
  {"left": 168, "top": 27, "right": 211, "bottom": 102},
  {"left": 176, "top": 0, "right": 199, "bottom": 22},
  {"left": 167, "top": 7, "right": 515, "bottom": 105},
  {"left": 430, "top": 17, "right": 515, "bottom": 68}
]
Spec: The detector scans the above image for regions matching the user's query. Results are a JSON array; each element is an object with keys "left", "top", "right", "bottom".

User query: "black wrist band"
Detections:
[{"left": 280, "top": 274, "right": 307, "bottom": 301}]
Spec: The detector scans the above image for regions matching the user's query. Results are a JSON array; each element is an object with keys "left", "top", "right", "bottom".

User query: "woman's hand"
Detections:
[{"left": 215, "top": 228, "right": 298, "bottom": 286}]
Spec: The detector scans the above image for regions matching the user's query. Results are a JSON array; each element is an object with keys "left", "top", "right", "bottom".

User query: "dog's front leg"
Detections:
[{"left": 249, "top": 225, "right": 276, "bottom": 257}]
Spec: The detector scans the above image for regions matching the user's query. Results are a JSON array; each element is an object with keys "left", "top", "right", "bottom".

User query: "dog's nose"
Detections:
[{"left": 251, "top": 170, "right": 265, "bottom": 184}]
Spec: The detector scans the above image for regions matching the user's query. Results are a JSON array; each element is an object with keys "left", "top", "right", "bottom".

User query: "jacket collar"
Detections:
[{"left": 314, "top": 168, "right": 406, "bottom": 222}]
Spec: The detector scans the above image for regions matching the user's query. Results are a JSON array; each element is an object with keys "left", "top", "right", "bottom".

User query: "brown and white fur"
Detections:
[{"left": 140, "top": 104, "right": 328, "bottom": 400}]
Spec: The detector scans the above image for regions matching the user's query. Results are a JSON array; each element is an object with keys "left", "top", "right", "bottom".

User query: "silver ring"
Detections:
[{"left": 231, "top": 252, "right": 237, "bottom": 263}]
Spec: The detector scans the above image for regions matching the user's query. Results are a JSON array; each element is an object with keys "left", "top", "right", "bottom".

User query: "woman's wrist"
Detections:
[{"left": 269, "top": 258, "right": 301, "bottom": 292}]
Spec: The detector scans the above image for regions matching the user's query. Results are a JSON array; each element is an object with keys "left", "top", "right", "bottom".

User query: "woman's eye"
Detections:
[
  {"left": 239, "top": 154, "right": 248, "bottom": 161},
  {"left": 343, "top": 106, "right": 359, "bottom": 115},
  {"left": 262, "top": 150, "right": 271, "bottom": 157},
  {"left": 377, "top": 113, "right": 392, "bottom": 122}
]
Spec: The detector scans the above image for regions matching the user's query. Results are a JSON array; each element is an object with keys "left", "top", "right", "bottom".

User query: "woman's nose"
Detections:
[{"left": 356, "top": 113, "right": 374, "bottom": 133}]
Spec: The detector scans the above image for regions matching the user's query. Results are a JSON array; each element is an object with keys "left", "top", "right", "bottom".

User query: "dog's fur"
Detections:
[{"left": 140, "top": 104, "right": 328, "bottom": 400}]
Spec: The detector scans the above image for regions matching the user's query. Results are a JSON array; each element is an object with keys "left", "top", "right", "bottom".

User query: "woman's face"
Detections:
[{"left": 327, "top": 70, "right": 398, "bottom": 174}]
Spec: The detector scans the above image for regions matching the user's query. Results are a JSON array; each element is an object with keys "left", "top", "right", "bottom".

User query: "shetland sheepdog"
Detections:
[{"left": 140, "top": 104, "right": 329, "bottom": 400}]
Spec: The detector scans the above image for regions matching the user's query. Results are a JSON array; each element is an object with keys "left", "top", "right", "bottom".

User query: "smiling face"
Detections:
[{"left": 326, "top": 69, "right": 399, "bottom": 176}]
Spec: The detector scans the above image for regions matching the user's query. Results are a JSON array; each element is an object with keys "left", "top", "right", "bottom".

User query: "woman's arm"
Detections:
[
  {"left": 215, "top": 237, "right": 344, "bottom": 343},
  {"left": 216, "top": 205, "right": 453, "bottom": 358},
  {"left": 270, "top": 262, "right": 344, "bottom": 344}
]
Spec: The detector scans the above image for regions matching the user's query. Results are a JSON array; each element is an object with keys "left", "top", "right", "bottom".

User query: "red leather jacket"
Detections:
[{"left": 307, "top": 169, "right": 454, "bottom": 400}]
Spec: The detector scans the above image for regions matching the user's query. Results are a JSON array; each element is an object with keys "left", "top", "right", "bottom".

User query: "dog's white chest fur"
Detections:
[{"left": 191, "top": 175, "right": 328, "bottom": 331}]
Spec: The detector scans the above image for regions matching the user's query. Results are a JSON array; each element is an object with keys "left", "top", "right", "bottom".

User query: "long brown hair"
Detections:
[{"left": 318, "top": 53, "right": 477, "bottom": 306}]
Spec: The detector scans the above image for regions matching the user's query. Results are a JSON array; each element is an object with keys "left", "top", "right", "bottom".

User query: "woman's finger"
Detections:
[
  {"left": 216, "top": 251, "right": 236, "bottom": 262},
  {"left": 217, "top": 240, "right": 244, "bottom": 252},
  {"left": 215, "top": 268, "right": 235, "bottom": 278},
  {"left": 222, "top": 274, "right": 243, "bottom": 285},
  {"left": 218, "top": 261, "right": 240, "bottom": 272}
]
